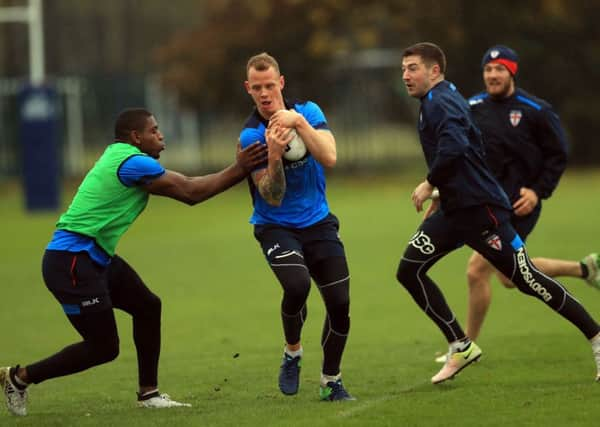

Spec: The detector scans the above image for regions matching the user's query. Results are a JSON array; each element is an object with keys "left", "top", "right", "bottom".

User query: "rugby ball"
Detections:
[{"left": 283, "top": 129, "right": 307, "bottom": 161}]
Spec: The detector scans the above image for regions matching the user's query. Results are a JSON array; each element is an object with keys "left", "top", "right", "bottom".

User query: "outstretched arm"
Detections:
[{"left": 144, "top": 142, "right": 266, "bottom": 205}]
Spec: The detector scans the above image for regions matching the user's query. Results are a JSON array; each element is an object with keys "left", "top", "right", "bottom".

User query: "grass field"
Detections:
[{"left": 1, "top": 170, "right": 600, "bottom": 426}]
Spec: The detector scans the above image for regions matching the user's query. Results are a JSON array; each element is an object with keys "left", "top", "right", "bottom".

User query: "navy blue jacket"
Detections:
[
  {"left": 418, "top": 80, "right": 511, "bottom": 214},
  {"left": 468, "top": 88, "right": 568, "bottom": 203}
]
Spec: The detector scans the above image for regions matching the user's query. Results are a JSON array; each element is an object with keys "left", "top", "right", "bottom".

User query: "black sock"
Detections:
[
  {"left": 9, "top": 365, "right": 27, "bottom": 391},
  {"left": 137, "top": 389, "right": 160, "bottom": 401},
  {"left": 581, "top": 262, "right": 589, "bottom": 279}
]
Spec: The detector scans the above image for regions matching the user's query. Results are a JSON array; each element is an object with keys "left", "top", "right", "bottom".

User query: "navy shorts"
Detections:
[
  {"left": 42, "top": 250, "right": 112, "bottom": 314},
  {"left": 402, "top": 205, "right": 527, "bottom": 280},
  {"left": 253, "top": 213, "right": 346, "bottom": 268}
]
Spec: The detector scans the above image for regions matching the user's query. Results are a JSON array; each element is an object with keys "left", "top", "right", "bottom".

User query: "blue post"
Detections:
[{"left": 19, "top": 84, "right": 60, "bottom": 211}]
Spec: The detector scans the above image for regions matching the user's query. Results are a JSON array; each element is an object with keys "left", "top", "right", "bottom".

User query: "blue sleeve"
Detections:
[
  {"left": 295, "top": 101, "right": 330, "bottom": 131},
  {"left": 118, "top": 155, "right": 165, "bottom": 187},
  {"left": 240, "top": 127, "right": 265, "bottom": 149},
  {"left": 424, "top": 98, "right": 469, "bottom": 186},
  {"left": 239, "top": 127, "right": 267, "bottom": 172}
]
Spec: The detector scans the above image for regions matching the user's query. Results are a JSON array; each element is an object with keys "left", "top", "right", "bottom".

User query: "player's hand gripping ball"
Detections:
[{"left": 283, "top": 129, "right": 307, "bottom": 161}]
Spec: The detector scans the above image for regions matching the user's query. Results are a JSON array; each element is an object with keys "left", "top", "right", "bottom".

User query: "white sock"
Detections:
[
  {"left": 320, "top": 372, "right": 341, "bottom": 387},
  {"left": 284, "top": 346, "right": 303, "bottom": 358},
  {"left": 590, "top": 332, "right": 600, "bottom": 348},
  {"left": 449, "top": 338, "right": 471, "bottom": 354}
]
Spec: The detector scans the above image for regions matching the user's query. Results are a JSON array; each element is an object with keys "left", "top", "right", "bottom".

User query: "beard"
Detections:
[{"left": 486, "top": 79, "right": 513, "bottom": 99}]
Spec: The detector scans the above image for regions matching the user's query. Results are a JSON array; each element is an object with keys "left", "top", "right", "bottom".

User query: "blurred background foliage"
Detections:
[{"left": 0, "top": 0, "right": 598, "bottom": 177}]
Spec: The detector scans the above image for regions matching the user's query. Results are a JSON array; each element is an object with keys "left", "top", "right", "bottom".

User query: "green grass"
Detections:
[{"left": 1, "top": 170, "right": 600, "bottom": 426}]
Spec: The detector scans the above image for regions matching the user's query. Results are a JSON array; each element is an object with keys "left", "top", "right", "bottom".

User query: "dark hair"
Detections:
[
  {"left": 114, "top": 108, "right": 153, "bottom": 141},
  {"left": 402, "top": 42, "right": 447, "bottom": 74},
  {"left": 246, "top": 52, "right": 280, "bottom": 75}
]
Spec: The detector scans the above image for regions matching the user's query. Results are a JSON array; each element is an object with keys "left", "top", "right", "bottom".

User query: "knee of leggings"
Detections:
[
  {"left": 280, "top": 271, "right": 311, "bottom": 303},
  {"left": 396, "top": 260, "right": 417, "bottom": 285},
  {"left": 133, "top": 292, "right": 162, "bottom": 320},
  {"left": 282, "top": 284, "right": 311, "bottom": 311},
  {"left": 146, "top": 293, "right": 162, "bottom": 318},
  {"left": 328, "top": 302, "right": 350, "bottom": 333},
  {"left": 91, "top": 334, "right": 120, "bottom": 364}
]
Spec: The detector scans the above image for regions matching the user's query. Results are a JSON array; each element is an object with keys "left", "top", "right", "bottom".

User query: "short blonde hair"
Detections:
[{"left": 246, "top": 52, "right": 280, "bottom": 75}]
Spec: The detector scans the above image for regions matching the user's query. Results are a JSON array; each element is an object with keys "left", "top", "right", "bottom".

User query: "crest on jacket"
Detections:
[{"left": 509, "top": 110, "right": 522, "bottom": 127}]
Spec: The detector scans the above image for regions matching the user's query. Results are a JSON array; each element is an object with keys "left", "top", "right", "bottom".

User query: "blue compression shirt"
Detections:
[{"left": 240, "top": 100, "right": 331, "bottom": 228}]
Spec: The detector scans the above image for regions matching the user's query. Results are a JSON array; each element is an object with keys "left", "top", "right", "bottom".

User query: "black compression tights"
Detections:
[
  {"left": 26, "top": 255, "right": 162, "bottom": 387},
  {"left": 271, "top": 255, "right": 350, "bottom": 376},
  {"left": 26, "top": 309, "right": 121, "bottom": 384}
]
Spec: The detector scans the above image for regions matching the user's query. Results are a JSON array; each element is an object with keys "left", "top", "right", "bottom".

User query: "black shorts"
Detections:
[
  {"left": 253, "top": 213, "right": 346, "bottom": 267},
  {"left": 42, "top": 250, "right": 112, "bottom": 314},
  {"left": 403, "top": 205, "right": 525, "bottom": 276}
]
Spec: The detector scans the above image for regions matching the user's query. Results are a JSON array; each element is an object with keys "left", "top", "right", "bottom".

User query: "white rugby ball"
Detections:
[{"left": 283, "top": 129, "right": 307, "bottom": 161}]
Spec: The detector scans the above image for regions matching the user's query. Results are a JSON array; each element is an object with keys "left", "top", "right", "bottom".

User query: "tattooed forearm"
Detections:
[{"left": 258, "top": 160, "right": 286, "bottom": 206}]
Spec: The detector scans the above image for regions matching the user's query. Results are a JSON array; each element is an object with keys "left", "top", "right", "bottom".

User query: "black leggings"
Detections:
[
  {"left": 397, "top": 208, "right": 599, "bottom": 342},
  {"left": 255, "top": 215, "right": 350, "bottom": 376},
  {"left": 27, "top": 252, "right": 161, "bottom": 387},
  {"left": 271, "top": 255, "right": 350, "bottom": 376}
]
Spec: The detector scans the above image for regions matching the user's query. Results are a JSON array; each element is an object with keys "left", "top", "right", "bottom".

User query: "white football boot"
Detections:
[
  {"left": 431, "top": 342, "right": 482, "bottom": 384},
  {"left": 0, "top": 367, "right": 28, "bottom": 416},
  {"left": 137, "top": 391, "right": 191, "bottom": 408}
]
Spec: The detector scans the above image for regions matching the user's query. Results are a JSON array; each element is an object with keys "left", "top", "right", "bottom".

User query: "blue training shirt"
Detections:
[
  {"left": 46, "top": 154, "right": 165, "bottom": 266},
  {"left": 240, "top": 100, "right": 330, "bottom": 228}
]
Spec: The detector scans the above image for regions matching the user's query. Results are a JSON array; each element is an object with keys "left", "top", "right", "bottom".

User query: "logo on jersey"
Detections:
[
  {"left": 408, "top": 230, "right": 435, "bottom": 255},
  {"left": 509, "top": 110, "right": 522, "bottom": 127},
  {"left": 486, "top": 234, "right": 502, "bottom": 251},
  {"left": 267, "top": 243, "right": 280, "bottom": 257},
  {"left": 284, "top": 157, "right": 309, "bottom": 170}
]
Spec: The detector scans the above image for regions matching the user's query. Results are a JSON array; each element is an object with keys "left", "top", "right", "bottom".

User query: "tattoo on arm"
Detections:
[{"left": 258, "top": 160, "right": 286, "bottom": 205}]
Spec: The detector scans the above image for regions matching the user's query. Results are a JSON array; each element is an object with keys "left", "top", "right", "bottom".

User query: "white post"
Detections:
[
  {"left": 61, "top": 78, "right": 85, "bottom": 175},
  {"left": 28, "top": 0, "right": 45, "bottom": 86},
  {"left": 0, "top": 0, "right": 45, "bottom": 85},
  {"left": 0, "top": 6, "right": 28, "bottom": 22}
]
